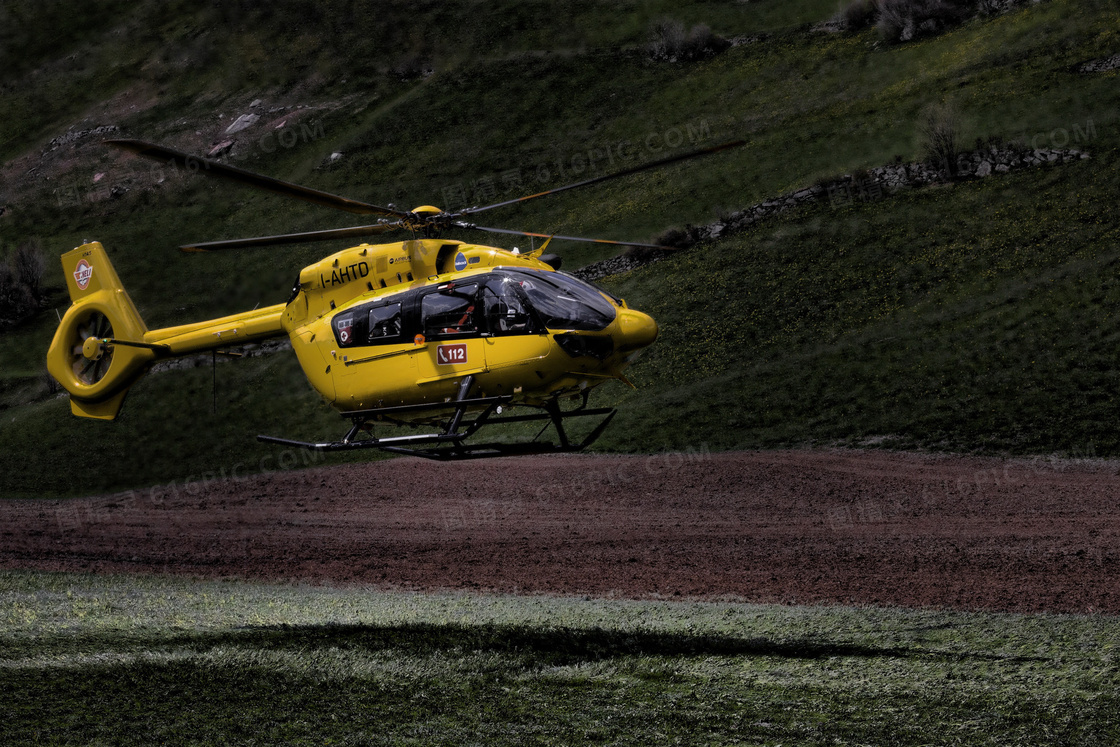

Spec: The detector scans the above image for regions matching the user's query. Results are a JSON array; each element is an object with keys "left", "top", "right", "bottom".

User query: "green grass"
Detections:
[
  {"left": 1, "top": 571, "right": 1117, "bottom": 745},
  {"left": 2, "top": 0, "right": 1120, "bottom": 496}
]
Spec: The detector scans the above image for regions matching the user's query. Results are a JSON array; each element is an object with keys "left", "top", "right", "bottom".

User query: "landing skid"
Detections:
[{"left": 257, "top": 375, "right": 616, "bottom": 460}]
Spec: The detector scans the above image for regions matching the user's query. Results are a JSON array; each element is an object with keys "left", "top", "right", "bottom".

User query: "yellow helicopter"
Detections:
[{"left": 46, "top": 138, "right": 741, "bottom": 459}]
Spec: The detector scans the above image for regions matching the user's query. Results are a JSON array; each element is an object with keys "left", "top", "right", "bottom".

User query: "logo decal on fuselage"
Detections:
[
  {"left": 74, "top": 259, "right": 93, "bottom": 290},
  {"left": 336, "top": 317, "right": 353, "bottom": 344}
]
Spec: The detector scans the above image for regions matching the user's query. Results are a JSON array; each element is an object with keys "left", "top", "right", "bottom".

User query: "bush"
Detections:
[
  {"left": 0, "top": 240, "right": 46, "bottom": 324},
  {"left": 648, "top": 18, "right": 686, "bottom": 60},
  {"left": 680, "top": 23, "right": 731, "bottom": 60},
  {"left": 648, "top": 19, "right": 729, "bottom": 62},
  {"left": 14, "top": 239, "right": 45, "bottom": 300},
  {"left": 650, "top": 226, "right": 693, "bottom": 249},
  {"left": 876, "top": 0, "right": 974, "bottom": 43},
  {"left": 834, "top": 0, "right": 879, "bottom": 31},
  {"left": 390, "top": 53, "right": 431, "bottom": 80},
  {"left": 0, "top": 263, "right": 31, "bottom": 321},
  {"left": 43, "top": 368, "right": 63, "bottom": 396},
  {"left": 918, "top": 102, "right": 961, "bottom": 176}
]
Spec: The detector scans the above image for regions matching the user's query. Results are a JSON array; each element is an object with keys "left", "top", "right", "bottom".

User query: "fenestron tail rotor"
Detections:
[{"left": 69, "top": 311, "right": 114, "bottom": 385}]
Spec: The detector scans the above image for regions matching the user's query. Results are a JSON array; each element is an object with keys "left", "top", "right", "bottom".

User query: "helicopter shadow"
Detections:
[{"left": 209, "top": 620, "right": 1043, "bottom": 666}]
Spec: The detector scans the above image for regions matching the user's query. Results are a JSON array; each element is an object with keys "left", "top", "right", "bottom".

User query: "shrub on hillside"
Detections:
[
  {"left": 649, "top": 18, "right": 686, "bottom": 60},
  {"left": 650, "top": 226, "right": 693, "bottom": 249},
  {"left": 0, "top": 240, "right": 46, "bottom": 324},
  {"left": 43, "top": 367, "right": 63, "bottom": 396},
  {"left": 648, "top": 19, "right": 730, "bottom": 62},
  {"left": 834, "top": 0, "right": 879, "bottom": 31},
  {"left": 976, "top": 0, "right": 1011, "bottom": 14},
  {"left": 681, "top": 23, "right": 731, "bottom": 60},
  {"left": 876, "top": 0, "right": 974, "bottom": 43},
  {"left": 13, "top": 240, "right": 45, "bottom": 300},
  {"left": 918, "top": 102, "right": 961, "bottom": 176},
  {"left": 833, "top": 0, "right": 983, "bottom": 41},
  {"left": 0, "top": 264, "right": 31, "bottom": 322}
]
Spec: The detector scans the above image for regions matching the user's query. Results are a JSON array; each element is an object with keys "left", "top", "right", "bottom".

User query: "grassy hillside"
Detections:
[
  {"left": 602, "top": 146, "right": 1120, "bottom": 454},
  {"left": 2, "top": 0, "right": 1119, "bottom": 497}
]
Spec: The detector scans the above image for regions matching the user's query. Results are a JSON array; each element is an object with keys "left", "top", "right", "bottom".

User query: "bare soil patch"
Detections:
[{"left": 2, "top": 449, "right": 1117, "bottom": 614}]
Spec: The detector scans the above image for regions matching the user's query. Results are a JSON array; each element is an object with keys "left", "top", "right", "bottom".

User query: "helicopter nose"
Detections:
[{"left": 616, "top": 308, "right": 658, "bottom": 352}]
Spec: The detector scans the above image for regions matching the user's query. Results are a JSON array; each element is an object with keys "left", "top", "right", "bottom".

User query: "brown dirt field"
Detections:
[{"left": 2, "top": 449, "right": 1118, "bottom": 614}]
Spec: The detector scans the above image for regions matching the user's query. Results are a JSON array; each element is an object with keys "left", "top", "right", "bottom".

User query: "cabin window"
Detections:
[
  {"left": 333, "top": 309, "right": 365, "bottom": 347},
  {"left": 421, "top": 284, "right": 480, "bottom": 338},
  {"left": 333, "top": 299, "right": 406, "bottom": 348},
  {"left": 367, "top": 302, "right": 403, "bottom": 342}
]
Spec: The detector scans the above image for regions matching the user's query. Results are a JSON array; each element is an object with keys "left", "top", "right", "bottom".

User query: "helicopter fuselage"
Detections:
[{"left": 283, "top": 238, "right": 658, "bottom": 413}]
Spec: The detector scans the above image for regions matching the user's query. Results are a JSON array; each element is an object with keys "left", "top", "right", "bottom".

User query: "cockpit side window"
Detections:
[
  {"left": 500, "top": 269, "right": 616, "bottom": 331},
  {"left": 482, "top": 277, "right": 537, "bottom": 335},
  {"left": 367, "top": 303, "right": 403, "bottom": 343},
  {"left": 421, "top": 283, "right": 480, "bottom": 339}
]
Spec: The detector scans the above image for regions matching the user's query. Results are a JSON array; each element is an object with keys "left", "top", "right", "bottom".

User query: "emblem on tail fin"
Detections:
[{"left": 73, "top": 259, "right": 93, "bottom": 290}]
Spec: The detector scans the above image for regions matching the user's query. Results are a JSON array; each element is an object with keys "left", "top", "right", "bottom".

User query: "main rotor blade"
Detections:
[
  {"left": 180, "top": 222, "right": 405, "bottom": 252},
  {"left": 452, "top": 222, "right": 671, "bottom": 250},
  {"left": 106, "top": 139, "right": 410, "bottom": 219},
  {"left": 457, "top": 139, "right": 746, "bottom": 217}
]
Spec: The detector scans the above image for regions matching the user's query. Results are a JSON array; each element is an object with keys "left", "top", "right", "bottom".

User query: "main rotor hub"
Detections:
[{"left": 404, "top": 205, "right": 448, "bottom": 238}]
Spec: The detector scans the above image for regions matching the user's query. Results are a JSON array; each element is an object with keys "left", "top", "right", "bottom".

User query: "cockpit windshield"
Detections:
[{"left": 499, "top": 269, "right": 616, "bottom": 331}]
